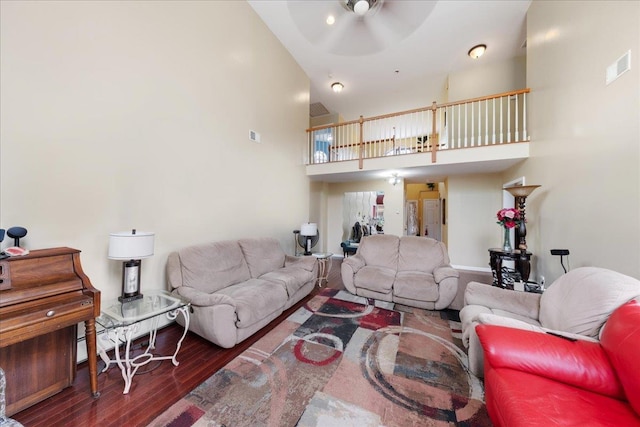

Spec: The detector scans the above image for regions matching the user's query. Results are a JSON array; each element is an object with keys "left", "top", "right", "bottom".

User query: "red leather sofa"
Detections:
[{"left": 476, "top": 299, "right": 640, "bottom": 427}]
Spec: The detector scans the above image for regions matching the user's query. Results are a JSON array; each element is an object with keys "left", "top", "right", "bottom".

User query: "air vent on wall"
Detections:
[
  {"left": 606, "top": 50, "right": 631, "bottom": 85},
  {"left": 310, "top": 102, "right": 331, "bottom": 117},
  {"left": 249, "top": 130, "right": 261, "bottom": 143}
]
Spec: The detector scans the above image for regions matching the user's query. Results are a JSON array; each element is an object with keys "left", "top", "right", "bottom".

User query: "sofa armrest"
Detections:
[
  {"left": 433, "top": 265, "right": 459, "bottom": 283},
  {"left": 166, "top": 252, "right": 183, "bottom": 289},
  {"left": 476, "top": 324, "right": 626, "bottom": 399},
  {"left": 342, "top": 254, "right": 366, "bottom": 273},
  {"left": 475, "top": 312, "right": 545, "bottom": 332},
  {"left": 284, "top": 254, "right": 316, "bottom": 271},
  {"left": 464, "top": 281, "right": 541, "bottom": 320},
  {"left": 475, "top": 312, "right": 599, "bottom": 341},
  {"left": 173, "top": 286, "right": 237, "bottom": 308},
  {"left": 341, "top": 254, "right": 366, "bottom": 294}
]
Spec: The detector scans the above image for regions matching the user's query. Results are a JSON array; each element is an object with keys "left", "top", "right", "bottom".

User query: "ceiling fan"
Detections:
[{"left": 287, "top": 0, "right": 437, "bottom": 56}]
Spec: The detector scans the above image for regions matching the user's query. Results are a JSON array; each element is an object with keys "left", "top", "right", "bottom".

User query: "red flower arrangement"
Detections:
[{"left": 496, "top": 208, "right": 522, "bottom": 229}]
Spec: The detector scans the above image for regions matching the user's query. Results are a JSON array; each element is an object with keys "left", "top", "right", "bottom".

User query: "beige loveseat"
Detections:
[
  {"left": 166, "top": 237, "right": 318, "bottom": 348},
  {"left": 341, "top": 234, "right": 459, "bottom": 310},
  {"left": 459, "top": 267, "right": 640, "bottom": 377}
]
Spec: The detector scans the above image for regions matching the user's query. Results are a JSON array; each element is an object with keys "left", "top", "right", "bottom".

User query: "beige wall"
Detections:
[
  {"left": 0, "top": 1, "right": 310, "bottom": 303},
  {"left": 446, "top": 3, "right": 640, "bottom": 282},
  {"left": 505, "top": 0, "right": 640, "bottom": 282}
]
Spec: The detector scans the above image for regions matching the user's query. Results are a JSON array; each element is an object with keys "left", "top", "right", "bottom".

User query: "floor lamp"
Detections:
[{"left": 504, "top": 185, "right": 540, "bottom": 251}]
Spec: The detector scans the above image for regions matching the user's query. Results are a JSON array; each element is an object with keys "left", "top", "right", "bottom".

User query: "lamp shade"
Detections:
[
  {"left": 108, "top": 230, "right": 155, "bottom": 260},
  {"left": 300, "top": 223, "right": 318, "bottom": 236},
  {"left": 504, "top": 185, "right": 541, "bottom": 198}
]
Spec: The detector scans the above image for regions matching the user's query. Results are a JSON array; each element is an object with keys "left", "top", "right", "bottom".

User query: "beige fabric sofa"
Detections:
[
  {"left": 166, "top": 237, "right": 318, "bottom": 348},
  {"left": 459, "top": 266, "right": 640, "bottom": 377},
  {"left": 341, "top": 234, "right": 459, "bottom": 310}
]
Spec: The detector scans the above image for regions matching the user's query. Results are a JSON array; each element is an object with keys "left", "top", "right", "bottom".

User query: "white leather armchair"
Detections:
[{"left": 459, "top": 267, "right": 640, "bottom": 377}]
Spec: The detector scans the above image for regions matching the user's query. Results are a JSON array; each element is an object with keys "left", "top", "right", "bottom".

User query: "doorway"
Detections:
[{"left": 422, "top": 199, "right": 441, "bottom": 241}]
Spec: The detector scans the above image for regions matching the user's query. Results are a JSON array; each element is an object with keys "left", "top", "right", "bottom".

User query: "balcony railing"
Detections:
[{"left": 306, "top": 88, "right": 530, "bottom": 168}]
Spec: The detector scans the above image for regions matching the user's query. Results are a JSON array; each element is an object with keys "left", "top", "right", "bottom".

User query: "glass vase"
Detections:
[{"left": 502, "top": 227, "right": 512, "bottom": 252}]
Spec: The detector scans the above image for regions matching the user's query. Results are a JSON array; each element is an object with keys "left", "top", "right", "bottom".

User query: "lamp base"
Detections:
[
  {"left": 120, "top": 259, "right": 142, "bottom": 302},
  {"left": 304, "top": 236, "right": 313, "bottom": 256},
  {"left": 118, "top": 293, "right": 143, "bottom": 303}
]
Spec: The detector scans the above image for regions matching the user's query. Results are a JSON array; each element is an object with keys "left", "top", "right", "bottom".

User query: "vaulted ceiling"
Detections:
[{"left": 249, "top": 0, "right": 531, "bottom": 120}]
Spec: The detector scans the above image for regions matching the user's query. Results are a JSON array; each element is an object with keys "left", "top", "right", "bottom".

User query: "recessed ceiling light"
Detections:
[
  {"left": 326, "top": 15, "right": 335, "bottom": 25},
  {"left": 331, "top": 82, "right": 344, "bottom": 93},
  {"left": 468, "top": 44, "right": 487, "bottom": 59}
]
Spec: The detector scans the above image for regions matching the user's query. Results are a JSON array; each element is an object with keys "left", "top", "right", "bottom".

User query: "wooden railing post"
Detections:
[
  {"left": 358, "top": 115, "right": 364, "bottom": 169},
  {"left": 430, "top": 101, "right": 437, "bottom": 163}
]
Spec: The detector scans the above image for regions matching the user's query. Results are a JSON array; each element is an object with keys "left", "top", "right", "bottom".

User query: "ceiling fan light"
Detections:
[
  {"left": 353, "top": 0, "right": 370, "bottom": 15},
  {"left": 331, "top": 82, "right": 344, "bottom": 93},
  {"left": 468, "top": 44, "right": 487, "bottom": 59}
]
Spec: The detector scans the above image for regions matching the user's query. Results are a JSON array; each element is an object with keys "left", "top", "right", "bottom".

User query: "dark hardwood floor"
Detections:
[{"left": 11, "top": 258, "right": 346, "bottom": 427}]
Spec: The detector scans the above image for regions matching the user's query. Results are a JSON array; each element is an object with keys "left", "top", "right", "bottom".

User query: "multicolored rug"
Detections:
[{"left": 150, "top": 288, "right": 491, "bottom": 427}]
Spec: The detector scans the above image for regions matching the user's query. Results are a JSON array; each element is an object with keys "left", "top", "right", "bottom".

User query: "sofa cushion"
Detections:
[
  {"left": 398, "top": 236, "right": 449, "bottom": 272},
  {"left": 217, "top": 278, "right": 288, "bottom": 329},
  {"left": 357, "top": 234, "right": 399, "bottom": 270},
  {"left": 393, "top": 271, "right": 439, "bottom": 301},
  {"left": 354, "top": 265, "right": 396, "bottom": 294},
  {"left": 238, "top": 238, "right": 286, "bottom": 278},
  {"left": 539, "top": 267, "right": 640, "bottom": 338},
  {"left": 484, "top": 367, "right": 638, "bottom": 427},
  {"left": 600, "top": 299, "right": 640, "bottom": 414},
  {"left": 177, "top": 241, "right": 251, "bottom": 294},
  {"left": 261, "top": 267, "right": 316, "bottom": 297}
]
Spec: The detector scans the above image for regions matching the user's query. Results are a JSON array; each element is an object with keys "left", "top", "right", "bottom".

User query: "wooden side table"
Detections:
[{"left": 488, "top": 248, "right": 532, "bottom": 290}]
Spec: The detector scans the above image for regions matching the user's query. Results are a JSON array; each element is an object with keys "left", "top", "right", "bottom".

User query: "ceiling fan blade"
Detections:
[
  {"left": 287, "top": 0, "right": 436, "bottom": 57},
  {"left": 287, "top": 1, "right": 346, "bottom": 46},
  {"left": 324, "top": 15, "right": 387, "bottom": 56},
  {"left": 364, "top": 0, "right": 437, "bottom": 48}
]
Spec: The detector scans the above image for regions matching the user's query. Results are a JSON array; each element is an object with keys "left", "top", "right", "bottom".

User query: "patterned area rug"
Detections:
[{"left": 150, "top": 288, "right": 491, "bottom": 427}]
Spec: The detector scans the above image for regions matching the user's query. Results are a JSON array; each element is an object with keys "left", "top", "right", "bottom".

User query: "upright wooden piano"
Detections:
[{"left": 0, "top": 247, "right": 100, "bottom": 416}]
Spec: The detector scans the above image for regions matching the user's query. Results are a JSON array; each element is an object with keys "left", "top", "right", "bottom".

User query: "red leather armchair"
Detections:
[{"left": 476, "top": 299, "right": 640, "bottom": 427}]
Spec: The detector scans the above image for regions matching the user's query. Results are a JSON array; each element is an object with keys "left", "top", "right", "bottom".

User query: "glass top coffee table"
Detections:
[{"left": 96, "top": 289, "right": 190, "bottom": 394}]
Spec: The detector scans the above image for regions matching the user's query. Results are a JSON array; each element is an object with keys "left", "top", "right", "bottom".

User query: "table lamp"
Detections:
[
  {"left": 300, "top": 223, "right": 318, "bottom": 256},
  {"left": 108, "top": 229, "right": 155, "bottom": 302}
]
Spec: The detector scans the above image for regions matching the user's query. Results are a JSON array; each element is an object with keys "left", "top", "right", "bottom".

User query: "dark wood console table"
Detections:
[
  {"left": 0, "top": 247, "right": 101, "bottom": 415},
  {"left": 488, "top": 248, "right": 532, "bottom": 289}
]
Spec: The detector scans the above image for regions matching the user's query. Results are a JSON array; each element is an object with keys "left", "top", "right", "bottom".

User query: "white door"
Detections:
[{"left": 423, "top": 199, "right": 441, "bottom": 241}]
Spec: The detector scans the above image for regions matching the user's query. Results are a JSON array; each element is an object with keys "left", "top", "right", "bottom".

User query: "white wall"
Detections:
[
  {"left": 337, "top": 72, "right": 449, "bottom": 122},
  {"left": 441, "top": 56, "right": 530, "bottom": 269},
  {"left": 448, "top": 56, "right": 527, "bottom": 101},
  {"left": 505, "top": 0, "right": 640, "bottom": 282},
  {"left": 0, "top": 2, "right": 310, "bottom": 304},
  {"left": 325, "top": 179, "right": 405, "bottom": 255},
  {"left": 447, "top": 173, "right": 505, "bottom": 267}
]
